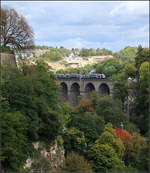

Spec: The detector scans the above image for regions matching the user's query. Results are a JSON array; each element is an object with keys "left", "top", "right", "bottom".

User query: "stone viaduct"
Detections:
[{"left": 57, "top": 78, "right": 113, "bottom": 106}]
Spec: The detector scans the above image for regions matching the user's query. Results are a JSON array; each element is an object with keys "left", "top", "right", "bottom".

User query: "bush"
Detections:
[
  {"left": 88, "top": 123, "right": 126, "bottom": 172},
  {"left": 68, "top": 112, "right": 105, "bottom": 147},
  {"left": 63, "top": 128, "right": 87, "bottom": 155},
  {"left": 59, "top": 152, "right": 92, "bottom": 172},
  {"left": 88, "top": 144, "right": 125, "bottom": 172},
  {"left": 96, "top": 95, "right": 129, "bottom": 127},
  {"left": 1, "top": 112, "right": 27, "bottom": 171}
]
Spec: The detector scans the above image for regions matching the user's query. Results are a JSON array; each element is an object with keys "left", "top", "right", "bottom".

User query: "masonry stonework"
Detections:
[{"left": 57, "top": 78, "right": 113, "bottom": 106}]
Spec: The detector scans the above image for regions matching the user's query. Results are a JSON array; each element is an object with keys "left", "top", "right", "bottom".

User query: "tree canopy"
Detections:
[
  {"left": 79, "top": 48, "right": 112, "bottom": 57},
  {"left": 60, "top": 152, "right": 92, "bottom": 172},
  {"left": 41, "top": 47, "right": 70, "bottom": 61},
  {"left": 96, "top": 58, "right": 124, "bottom": 78},
  {"left": 96, "top": 95, "right": 129, "bottom": 127},
  {"left": 88, "top": 123, "right": 126, "bottom": 172},
  {"left": 117, "top": 46, "right": 138, "bottom": 63},
  {"left": 68, "top": 112, "right": 105, "bottom": 147},
  {"left": 0, "top": 6, "right": 34, "bottom": 50},
  {"left": 1, "top": 61, "right": 62, "bottom": 171}
]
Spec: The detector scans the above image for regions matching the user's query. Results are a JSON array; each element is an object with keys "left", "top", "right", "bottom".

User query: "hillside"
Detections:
[{"left": 15, "top": 51, "right": 113, "bottom": 71}]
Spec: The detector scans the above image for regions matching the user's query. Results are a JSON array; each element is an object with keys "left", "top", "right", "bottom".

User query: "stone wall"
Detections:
[{"left": 0, "top": 53, "right": 17, "bottom": 67}]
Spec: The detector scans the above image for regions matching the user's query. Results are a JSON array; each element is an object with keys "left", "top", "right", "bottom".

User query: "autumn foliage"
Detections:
[
  {"left": 114, "top": 127, "right": 132, "bottom": 145},
  {"left": 74, "top": 99, "right": 95, "bottom": 114},
  {"left": 114, "top": 127, "right": 133, "bottom": 160}
]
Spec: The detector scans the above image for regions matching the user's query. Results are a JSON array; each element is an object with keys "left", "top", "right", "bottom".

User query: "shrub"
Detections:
[{"left": 59, "top": 152, "right": 92, "bottom": 172}]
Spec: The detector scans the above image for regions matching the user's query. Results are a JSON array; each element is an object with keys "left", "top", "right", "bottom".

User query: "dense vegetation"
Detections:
[
  {"left": 1, "top": 45, "right": 149, "bottom": 173},
  {"left": 40, "top": 47, "right": 70, "bottom": 61},
  {"left": 1, "top": 60, "right": 63, "bottom": 171},
  {"left": 79, "top": 48, "right": 113, "bottom": 57},
  {"left": 56, "top": 64, "right": 94, "bottom": 74},
  {"left": 114, "top": 46, "right": 138, "bottom": 63},
  {"left": 34, "top": 46, "right": 113, "bottom": 62}
]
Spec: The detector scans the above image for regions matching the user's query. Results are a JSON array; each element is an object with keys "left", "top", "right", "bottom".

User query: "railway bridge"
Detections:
[{"left": 57, "top": 77, "right": 113, "bottom": 106}]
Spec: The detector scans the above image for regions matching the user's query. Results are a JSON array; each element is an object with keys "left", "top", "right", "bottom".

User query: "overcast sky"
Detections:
[{"left": 2, "top": 1, "right": 149, "bottom": 52}]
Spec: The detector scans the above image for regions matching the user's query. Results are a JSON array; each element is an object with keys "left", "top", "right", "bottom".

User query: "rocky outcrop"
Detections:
[{"left": 24, "top": 140, "right": 65, "bottom": 172}]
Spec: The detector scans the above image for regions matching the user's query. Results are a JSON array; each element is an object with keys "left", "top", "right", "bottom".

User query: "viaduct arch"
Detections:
[
  {"left": 70, "top": 83, "right": 80, "bottom": 106},
  {"left": 58, "top": 78, "right": 113, "bottom": 106},
  {"left": 85, "top": 83, "right": 95, "bottom": 98}
]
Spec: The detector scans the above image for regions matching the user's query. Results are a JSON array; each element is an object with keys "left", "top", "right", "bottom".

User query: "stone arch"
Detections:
[
  {"left": 85, "top": 83, "right": 95, "bottom": 98},
  {"left": 60, "top": 82, "right": 68, "bottom": 104},
  {"left": 70, "top": 82, "right": 80, "bottom": 106},
  {"left": 99, "top": 83, "right": 110, "bottom": 97}
]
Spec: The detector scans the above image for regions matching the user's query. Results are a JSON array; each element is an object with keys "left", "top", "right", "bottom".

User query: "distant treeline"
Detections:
[
  {"left": 35, "top": 46, "right": 139, "bottom": 62},
  {"left": 40, "top": 47, "right": 70, "bottom": 61},
  {"left": 35, "top": 46, "right": 113, "bottom": 61},
  {"left": 78, "top": 48, "right": 113, "bottom": 56}
]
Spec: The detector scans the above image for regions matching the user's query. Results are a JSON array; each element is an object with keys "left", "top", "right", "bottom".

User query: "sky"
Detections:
[{"left": 2, "top": 1, "right": 149, "bottom": 52}]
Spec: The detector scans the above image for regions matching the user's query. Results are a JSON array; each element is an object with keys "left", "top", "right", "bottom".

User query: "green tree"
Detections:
[
  {"left": 0, "top": 96, "right": 10, "bottom": 112},
  {"left": 131, "top": 61, "right": 150, "bottom": 136},
  {"left": 60, "top": 152, "right": 92, "bottom": 172},
  {"left": 41, "top": 47, "right": 70, "bottom": 61},
  {"left": 113, "top": 70, "right": 128, "bottom": 102},
  {"left": 2, "top": 61, "right": 62, "bottom": 143},
  {"left": 125, "top": 132, "right": 149, "bottom": 171},
  {"left": 88, "top": 144, "right": 125, "bottom": 172},
  {"left": 96, "top": 123, "right": 125, "bottom": 159},
  {"left": 61, "top": 102, "right": 74, "bottom": 126},
  {"left": 1, "top": 61, "right": 63, "bottom": 171},
  {"left": 112, "top": 62, "right": 137, "bottom": 102},
  {"left": 117, "top": 46, "right": 138, "bottom": 63},
  {"left": 1, "top": 62, "right": 63, "bottom": 171},
  {"left": 63, "top": 128, "right": 87, "bottom": 155},
  {"left": 124, "top": 64, "right": 137, "bottom": 78},
  {"left": 1, "top": 112, "right": 27, "bottom": 172},
  {"left": 68, "top": 112, "right": 104, "bottom": 147},
  {"left": 79, "top": 48, "right": 89, "bottom": 57},
  {"left": 38, "top": 110, "right": 62, "bottom": 144},
  {"left": 71, "top": 48, "right": 79, "bottom": 55},
  {"left": 139, "top": 61, "right": 149, "bottom": 91},
  {"left": 135, "top": 46, "right": 149, "bottom": 74},
  {"left": 96, "top": 96, "right": 129, "bottom": 127},
  {"left": 2, "top": 66, "right": 40, "bottom": 141},
  {"left": 88, "top": 124, "right": 126, "bottom": 172},
  {"left": 96, "top": 58, "right": 123, "bottom": 78}
]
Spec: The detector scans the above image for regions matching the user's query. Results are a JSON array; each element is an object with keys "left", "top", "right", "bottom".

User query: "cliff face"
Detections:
[
  {"left": 0, "top": 53, "right": 17, "bottom": 67},
  {"left": 24, "top": 141, "right": 65, "bottom": 172},
  {"left": 48, "top": 141, "right": 65, "bottom": 170}
]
